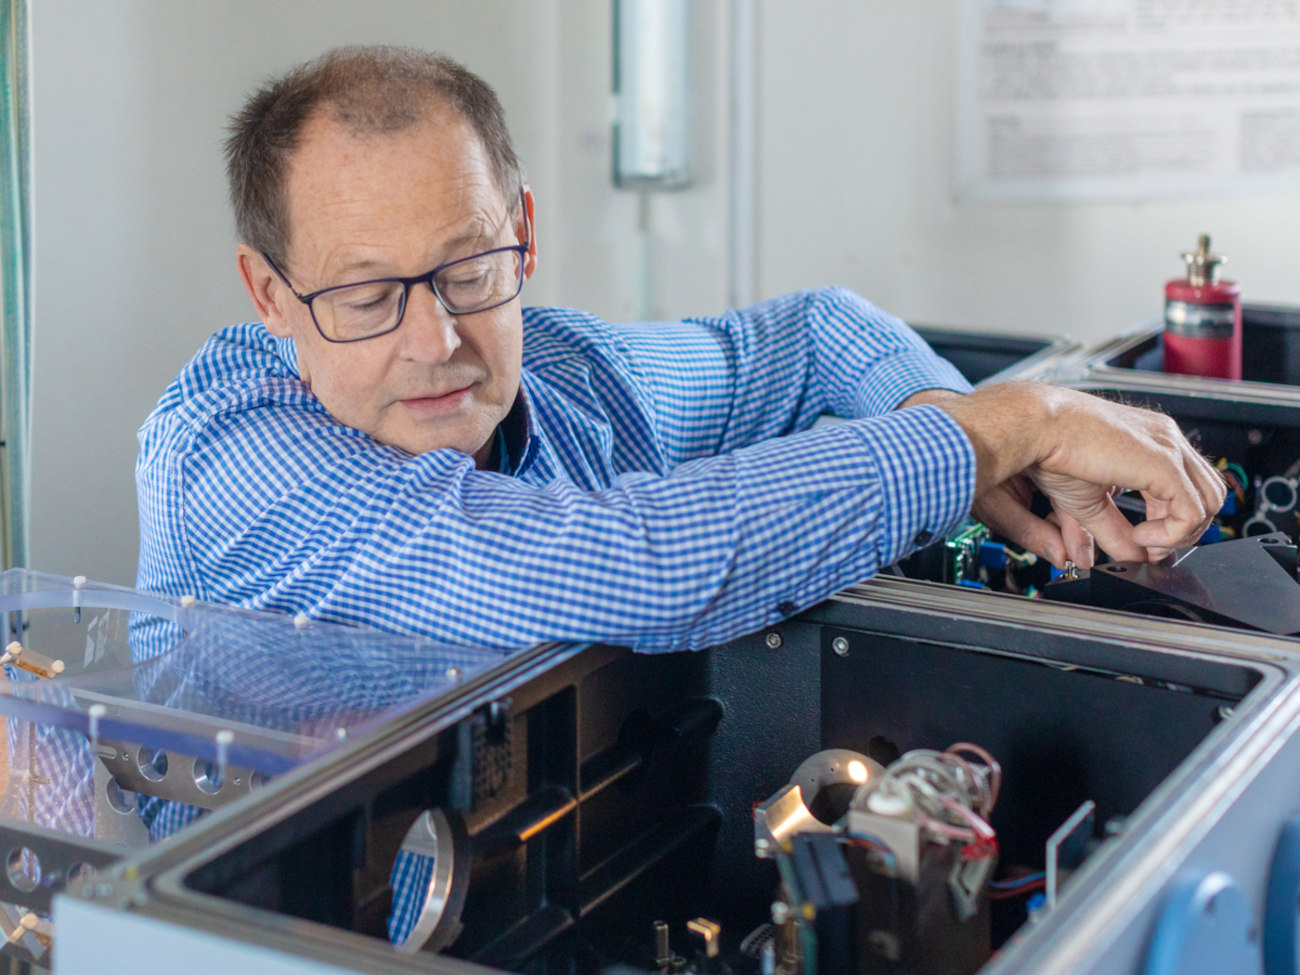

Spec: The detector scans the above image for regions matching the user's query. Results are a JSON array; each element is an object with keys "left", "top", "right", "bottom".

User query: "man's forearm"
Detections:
[{"left": 931, "top": 382, "right": 1053, "bottom": 497}]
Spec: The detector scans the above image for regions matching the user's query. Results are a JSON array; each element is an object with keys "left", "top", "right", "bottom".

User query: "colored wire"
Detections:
[
  {"left": 946, "top": 742, "right": 1001, "bottom": 814},
  {"left": 987, "top": 872, "right": 1047, "bottom": 899},
  {"left": 1222, "top": 470, "right": 1246, "bottom": 503},
  {"left": 988, "top": 879, "right": 1047, "bottom": 900},
  {"left": 989, "top": 872, "right": 1045, "bottom": 890},
  {"left": 870, "top": 746, "right": 1001, "bottom": 857}
]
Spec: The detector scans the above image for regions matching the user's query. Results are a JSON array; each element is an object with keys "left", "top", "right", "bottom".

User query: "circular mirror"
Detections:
[{"left": 387, "top": 809, "right": 469, "bottom": 954}]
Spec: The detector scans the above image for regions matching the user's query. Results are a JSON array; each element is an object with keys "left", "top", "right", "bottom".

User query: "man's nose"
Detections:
[{"left": 397, "top": 282, "right": 461, "bottom": 362}]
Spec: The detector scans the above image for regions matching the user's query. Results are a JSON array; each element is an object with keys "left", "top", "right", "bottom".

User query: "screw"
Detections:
[
  {"left": 832, "top": 636, "right": 850, "bottom": 656},
  {"left": 1248, "top": 429, "right": 1264, "bottom": 446},
  {"left": 764, "top": 632, "right": 783, "bottom": 650},
  {"left": 653, "top": 920, "right": 670, "bottom": 962},
  {"left": 771, "top": 901, "right": 790, "bottom": 924},
  {"left": 1217, "top": 705, "right": 1236, "bottom": 721}
]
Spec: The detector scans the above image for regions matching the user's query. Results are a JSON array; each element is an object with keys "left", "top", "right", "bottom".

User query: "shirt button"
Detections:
[
  {"left": 778, "top": 600, "right": 798, "bottom": 617},
  {"left": 914, "top": 530, "right": 934, "bottom": 546}
]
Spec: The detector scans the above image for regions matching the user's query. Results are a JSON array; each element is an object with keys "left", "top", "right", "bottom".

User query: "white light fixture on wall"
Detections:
[{"left": 612, "top": 0, "right": 692, "bottom": 189}]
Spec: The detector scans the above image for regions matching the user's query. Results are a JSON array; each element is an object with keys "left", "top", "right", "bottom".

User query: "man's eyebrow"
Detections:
[
  {"left": 327, "top": 230, "right": 500, "bottom": 282},
  {"left": 437, "top": 229, "right": 498, "bottom": 257}
]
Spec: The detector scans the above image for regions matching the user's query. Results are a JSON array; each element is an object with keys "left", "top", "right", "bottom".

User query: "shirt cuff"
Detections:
[
  {"left": 843, "top": 404, "right": 977, "bottom": 567},
  {"left": 852, "top": 349, "right": 973, "bottom": 418}
]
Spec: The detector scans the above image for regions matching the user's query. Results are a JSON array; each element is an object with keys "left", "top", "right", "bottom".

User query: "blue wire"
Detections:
[{"left": 989, "top": 872, "right": 1046, "bottom": 889}]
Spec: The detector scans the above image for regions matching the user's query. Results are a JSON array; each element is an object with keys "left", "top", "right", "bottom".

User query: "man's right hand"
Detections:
[{"left": 937, "top": 382, "right": 1225, "bottom": 570}]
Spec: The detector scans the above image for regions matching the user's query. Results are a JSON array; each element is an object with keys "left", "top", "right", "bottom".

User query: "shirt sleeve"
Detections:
[
  {"left": 611, "top": 287, "right": 973, "bottom": 466},
  {"left": 142, "top": 395, "right": 975, "bottom": 654}
]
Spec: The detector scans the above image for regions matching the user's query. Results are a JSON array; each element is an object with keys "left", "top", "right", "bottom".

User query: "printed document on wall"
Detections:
[{"left": 956, "top": 0, "right": 1300, "bottom": 200}]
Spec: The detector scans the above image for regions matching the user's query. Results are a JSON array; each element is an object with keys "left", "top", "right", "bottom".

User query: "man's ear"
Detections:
[
  {"left": 519, "top": 186, "right": 538, "bottom": 281},
  {"left": 236, "top": 244, "right": 294, "bottom": 338}
]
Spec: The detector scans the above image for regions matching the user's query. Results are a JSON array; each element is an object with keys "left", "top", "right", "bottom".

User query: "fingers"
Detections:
[
  {"left": 1136, "top": 495, "right": 1173, "bottom": 562},
  {"left": 1038, "top": 404, "right": 1224, "bottom": 557},
  {"left": 1055, "top": 512, "right": 1096, "bottom": 569},
  {"left": 1129, "top": 450, "right": 1223, "bottom": 551},
  {"left": 971, "top": 483, "right": 1068, "bottom": 568},
  {"left": 1070, "top": 499, "right": 1151, "bottom": 564}
]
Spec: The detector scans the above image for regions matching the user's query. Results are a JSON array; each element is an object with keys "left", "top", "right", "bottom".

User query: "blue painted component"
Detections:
[
  {"left": 1264, "top": 814, "right": 1300, "bottom": 975},
  {"left": 1222, "top": 492, "right": 1237, "bottom": 516},
  {"left": 1145, "top": 871, "right": 1261, "bottom": 975},
  {"left": 1050, "top": 565, "right": 1064, "bottom": 581},
  {"left": 979, "top": 541, "right": 1007, "bottom": 569},
  {"left": 1199, "top": 523, "right": 1223, "bottom": 545},
  {"left": 958, "top": 579, "right": 985, "bottom": 589}
]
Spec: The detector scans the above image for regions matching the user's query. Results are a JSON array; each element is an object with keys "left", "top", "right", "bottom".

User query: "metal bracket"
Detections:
[
  {"left": 0, "top": 817, "right": 121, "bottom": 916},
  {"left": 96, "top": 739, "right": 261, "bottom": 812}
]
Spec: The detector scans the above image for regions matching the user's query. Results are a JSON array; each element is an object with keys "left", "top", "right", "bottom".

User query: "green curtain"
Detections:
[{"left": 0, "top": 0, "right": 29, "bottom": 571}]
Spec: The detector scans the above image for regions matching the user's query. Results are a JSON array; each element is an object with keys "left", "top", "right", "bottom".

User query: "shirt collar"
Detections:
[
  {"left": 495, "top": 381, "right": 538, "bottom": 476},
  {"left": 266, "top": 328, "right": 300, "bottom": 376}
]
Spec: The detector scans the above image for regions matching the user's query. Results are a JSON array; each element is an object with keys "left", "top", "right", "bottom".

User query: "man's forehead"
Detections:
[
  {"left": 281, "top": 103, "right": 508, "bottom": 271},
  {"left": 288, "top": 100, "right": 492, "bottom": 197}
]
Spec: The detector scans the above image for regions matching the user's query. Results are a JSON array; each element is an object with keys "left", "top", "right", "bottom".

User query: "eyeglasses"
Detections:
[{"left": 262, "top": 192, "right": 530, "bottom": 344}]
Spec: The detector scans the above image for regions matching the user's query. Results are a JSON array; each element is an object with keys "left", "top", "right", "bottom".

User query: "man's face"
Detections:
[{"left": 239, "top": 103, "right": 534, "bottom": 464}]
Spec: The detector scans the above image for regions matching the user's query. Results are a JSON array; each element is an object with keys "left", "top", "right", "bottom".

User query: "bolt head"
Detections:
[
  {"left": 832, "top": 637, "right": 850, "bottom": 656},
  {"left": 764, "top": 632, "right": 783, "bottom": 650}
]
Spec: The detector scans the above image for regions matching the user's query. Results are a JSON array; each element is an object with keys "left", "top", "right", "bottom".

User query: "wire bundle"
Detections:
[{"left": 867, "top": 742, "right": 1002, "bottom": 859}]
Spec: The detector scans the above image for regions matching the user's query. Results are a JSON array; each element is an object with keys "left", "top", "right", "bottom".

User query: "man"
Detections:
[
  {"left": 129, "top": 45, "right": 1222, "bottom": 942},
  {"left": 137, "top": 45, "right": 1222, "bottom": 660}
]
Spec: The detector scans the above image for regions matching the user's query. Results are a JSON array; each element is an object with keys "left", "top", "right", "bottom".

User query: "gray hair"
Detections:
[{"left": 225, "top": 45, "right": 525, "bottom": 264}]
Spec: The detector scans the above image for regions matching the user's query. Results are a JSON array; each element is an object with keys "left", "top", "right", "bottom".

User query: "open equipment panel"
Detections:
[
  {"left": 896, "top": 376, "right": 1300, "bottom": 616},
  {"left": 1087, "top": 304, "right": 1300, "bottom": 390},
  {"left": 54, "top": 579, "right": 1300, "bottom": 975}
]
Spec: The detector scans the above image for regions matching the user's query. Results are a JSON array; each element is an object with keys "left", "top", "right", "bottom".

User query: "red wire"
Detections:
[
  {"left": 987, "top": 877, "right": 1047, "bottom": 900},
  {"left": 1222, "top": 471, "right": 1246, "bottom": 502}
]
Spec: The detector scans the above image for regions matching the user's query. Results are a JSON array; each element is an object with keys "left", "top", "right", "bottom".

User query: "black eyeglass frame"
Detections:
[{"left": 261, "top": 189, "right": 531, "bottom": 344}]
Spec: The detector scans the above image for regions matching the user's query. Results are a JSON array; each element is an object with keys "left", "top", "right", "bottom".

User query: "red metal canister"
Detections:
[{"left": 1163, "top": 234, "right": 1242, "bottom": 380}]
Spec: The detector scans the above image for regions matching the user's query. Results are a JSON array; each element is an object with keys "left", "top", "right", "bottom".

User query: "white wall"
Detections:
[
  {"left": 28, "top": 0, "right": 733, "bottom": 585},
  {"left": 26, "top": 1, "right": 1300, "bottom": 586},
  {"left": 753, "top": 2, "right": 1300, "bottom": 339}
]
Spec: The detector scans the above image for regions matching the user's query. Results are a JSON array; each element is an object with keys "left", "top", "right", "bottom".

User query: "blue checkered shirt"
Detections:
[
  {"left": 134, "top": 288, "right": 975, "bottom": 938},
  {"left": 137, "top": 288, "right": 974, "bottom": 652}
]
